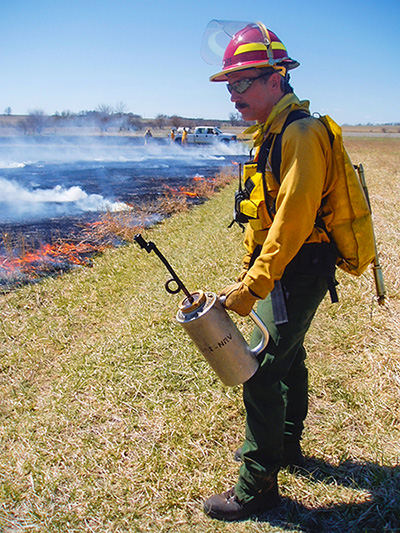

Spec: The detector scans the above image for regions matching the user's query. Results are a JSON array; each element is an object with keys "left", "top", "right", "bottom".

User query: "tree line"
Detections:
[{"left": 1, "top": 105, "right": 249, "bottom": 135}]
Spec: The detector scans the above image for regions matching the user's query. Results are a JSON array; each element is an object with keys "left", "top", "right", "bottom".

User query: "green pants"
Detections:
[{"left": 235, "top": 272, "right": 328, "bottom": 502}]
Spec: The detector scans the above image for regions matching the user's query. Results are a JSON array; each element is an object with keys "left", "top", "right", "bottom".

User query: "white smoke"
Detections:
[
  {"left": 0, "top": 177, "right": 131, "bottom": 223},
  {"left": 0, "top": 135, "right": 248, "bottom": 167},
  {"left": 0, "top": 137, "right": 248, "bottom": 224}
]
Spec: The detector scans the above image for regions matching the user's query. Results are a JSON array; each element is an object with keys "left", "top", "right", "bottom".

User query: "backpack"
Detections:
[{"left": 257, "top": 111, "right": 376, "bottom": 277}]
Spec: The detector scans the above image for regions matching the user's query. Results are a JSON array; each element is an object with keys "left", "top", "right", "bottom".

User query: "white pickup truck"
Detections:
[{"left": 175, "top": 126, "right": 237, "bottom": 145}]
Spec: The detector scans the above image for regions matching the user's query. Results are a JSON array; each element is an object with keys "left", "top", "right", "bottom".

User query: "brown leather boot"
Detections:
[{"left": 203, "top": 478, "right": 280, "bottom": 521}]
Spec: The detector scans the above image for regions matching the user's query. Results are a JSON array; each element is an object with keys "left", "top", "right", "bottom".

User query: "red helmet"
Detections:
[{"left": 205, "top": 21, "right": 299, "bottom": 82}]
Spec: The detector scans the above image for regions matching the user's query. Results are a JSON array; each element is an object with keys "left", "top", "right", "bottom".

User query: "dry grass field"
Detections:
[{"left": 0, "top": 136, "right": 399, "bottom": 532}]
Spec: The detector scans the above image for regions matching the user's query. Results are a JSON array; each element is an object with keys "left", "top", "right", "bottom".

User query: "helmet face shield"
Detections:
[
  {"left": 201, "top": 20, "right": 252, "bottom": 65},
  {"left": 202, "top": 19, "right": 299, "bottom": 82}
]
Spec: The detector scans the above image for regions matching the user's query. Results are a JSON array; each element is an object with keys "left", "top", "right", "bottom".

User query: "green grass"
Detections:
[{"left": 1, "top": 139, "right": 399, "bottom": 532}]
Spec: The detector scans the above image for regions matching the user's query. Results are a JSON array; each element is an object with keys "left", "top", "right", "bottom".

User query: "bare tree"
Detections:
[
  {"left": 19, "top": 109, "right": 47, "bottom": 135},
  {"left": 229, "top": 112, "right": 242, "bottom": 126},
  {"left": 95, "top": 104, "right": 113, "bottom": 133},
  {"left": 126, "top": 113, "right": 143, "bottom": 131},
  {"left": 169, "top": 115, "right": 183, "bottom": 129},
  {"left": 114, "top": 101, "right": 128, "bottom": 115},
  {"left": 154, "top": 114, "right": 168, "bottom": 129}
]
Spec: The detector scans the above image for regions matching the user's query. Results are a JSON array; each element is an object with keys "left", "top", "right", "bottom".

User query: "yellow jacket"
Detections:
[{"left": 242, "top": 94, "right": 333, "bottom": 299}]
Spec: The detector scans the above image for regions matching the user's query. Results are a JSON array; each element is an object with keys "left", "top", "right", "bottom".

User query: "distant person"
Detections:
[
  {"left": 181, "top": 127, "right": 188, "bottom": 146},
  {"left": 144, "top": 129, "right": 153, "bottom": 145},
  {"left": 201, "top": 20, "right": 346, "bottom": 521},
  {"left": 170, "top": 128, "right": 176, "bottom": 142}
]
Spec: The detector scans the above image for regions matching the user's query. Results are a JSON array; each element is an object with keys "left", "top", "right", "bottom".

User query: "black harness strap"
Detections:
[
  {"left": 270, "top": 110, "right": 310, "bottom": 184},
  {"left": 251, "top": 111, "right": 308, "bottom": 325},
  {"left": 249, "top": 110, "right": 339, "bottom": 320}
]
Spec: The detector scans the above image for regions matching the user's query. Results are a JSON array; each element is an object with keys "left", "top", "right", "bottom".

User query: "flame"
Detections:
[
  {"left": 88, "top": 220, "right": 105, "bottom": 227},
  {"left": 162, "top": 175, "right": 217, "bottom": 198},
  {"left": 1, "top": 240, "right": 106, "bottom": 278},
  {"left": 164, "top": 184, "right": 198, "bottom": 198},
  {"left": 179, "top": 187, "right": 197, "bottom": 197},
  {"left": 0, "top": 170, "right": 229, "bottom": 290}
]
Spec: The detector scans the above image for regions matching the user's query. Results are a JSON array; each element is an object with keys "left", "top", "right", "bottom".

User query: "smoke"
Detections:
[
  {"left": 0, "top": 136, "right": 248, "bottom": 224},
  {"left": 0, "top": 135, "right": 248, "bottom": 166},
  {"left": 0, "top": 177, "right": 131, "bottom": 223}
]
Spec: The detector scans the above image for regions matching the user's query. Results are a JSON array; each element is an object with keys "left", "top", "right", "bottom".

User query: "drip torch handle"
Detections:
[
  {"left": 134, "top": 234, "right": 194, "bottom": 303},
  {"left": 218, "top": 295, "right": 269, "bottom": 355}
]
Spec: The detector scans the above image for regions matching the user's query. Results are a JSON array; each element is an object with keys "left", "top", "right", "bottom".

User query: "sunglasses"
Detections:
[{"left": 226, "top": 72, "right": 272, "bottom": 94}]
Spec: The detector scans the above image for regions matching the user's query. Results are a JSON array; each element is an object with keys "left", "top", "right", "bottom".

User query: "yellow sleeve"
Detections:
[{"left": 243, "top": 117, "right": 332, "bottom": 299}]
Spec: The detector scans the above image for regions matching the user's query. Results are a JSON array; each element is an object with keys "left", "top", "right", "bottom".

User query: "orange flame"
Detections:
[
  {"left": 179, "top": 187, "right": 197, "bottom": 197},
  {"left": 164, "top": 184, "right": 198, "bottom": 198},
  {"left": 1, "top": 240, "right": 106, "bottom": 276}
]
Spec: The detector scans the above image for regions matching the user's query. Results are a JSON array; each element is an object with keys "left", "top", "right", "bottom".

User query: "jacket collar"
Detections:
[{"left": 244, "top": 94, "right": 310, "bottom": 147}]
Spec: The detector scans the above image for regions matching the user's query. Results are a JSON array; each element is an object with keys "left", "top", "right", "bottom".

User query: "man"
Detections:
[
  {"left": 202, "top": 21, "right": 337, "bottom": 521},
  {"left": 144, "top": 128, "right": 153, "bottom": 145}
]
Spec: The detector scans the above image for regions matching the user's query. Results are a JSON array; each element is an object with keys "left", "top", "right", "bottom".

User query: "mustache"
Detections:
[{"left": 235, "top": 103, "right": 249, "bottom": 111}]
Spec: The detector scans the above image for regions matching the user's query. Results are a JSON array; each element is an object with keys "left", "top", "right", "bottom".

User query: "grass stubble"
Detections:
[{"left": 0, "top": 138, "right": 399, "bottom": 532}]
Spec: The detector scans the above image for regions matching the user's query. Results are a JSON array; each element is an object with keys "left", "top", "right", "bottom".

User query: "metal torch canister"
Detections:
[{"left": 176, "top": 290, "right": 269, "bottom": 387}]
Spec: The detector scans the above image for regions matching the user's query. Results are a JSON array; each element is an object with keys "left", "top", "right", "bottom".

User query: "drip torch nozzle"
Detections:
[{"left": 133, "top": 234, "right": 194, "bottom": 303}]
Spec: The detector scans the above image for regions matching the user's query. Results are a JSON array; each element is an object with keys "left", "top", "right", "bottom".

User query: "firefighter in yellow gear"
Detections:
[{"left": 202, "top": 20, "right": 339, "bottom": 521}]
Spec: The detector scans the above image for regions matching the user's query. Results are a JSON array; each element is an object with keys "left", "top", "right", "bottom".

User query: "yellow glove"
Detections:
[
  {"left": 219, "top": 282, "right": 259, "bottom": 317},
  {"left": 236, "top": 269, "right": 248, "bottom": 282}
]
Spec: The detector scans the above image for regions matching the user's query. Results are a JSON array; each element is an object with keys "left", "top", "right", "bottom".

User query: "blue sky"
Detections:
[{"left": 1, "top": 0, "right": 399, "bottom": 124}]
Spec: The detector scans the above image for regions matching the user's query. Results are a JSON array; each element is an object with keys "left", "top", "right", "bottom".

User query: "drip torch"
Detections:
[
  {"left": 355, "top": 164, "right": 386, "bottom": 305},
  {"left": 134, "top": 234, "right": 269, "bottom": 386}
]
